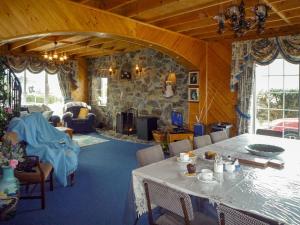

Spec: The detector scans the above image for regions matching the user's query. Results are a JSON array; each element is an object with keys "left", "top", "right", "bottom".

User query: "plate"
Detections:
[
  {"left": 176, "top": 157, "right": 192, "bottom": 163},
  {"left": 183, "top": 172, "right": 197, "bottom": 177},
  {"left": 245, "top": 144, "right": 285, "bottom": 157}
]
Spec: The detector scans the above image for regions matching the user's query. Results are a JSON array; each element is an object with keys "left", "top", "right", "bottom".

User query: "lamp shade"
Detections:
[{"left": 167, "top": 72, "right": 176, "bottom": 84}]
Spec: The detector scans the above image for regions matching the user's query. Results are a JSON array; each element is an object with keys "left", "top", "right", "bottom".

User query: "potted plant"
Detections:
[{"left": 0, "top": 139, "right": 24, "bottom": 196}]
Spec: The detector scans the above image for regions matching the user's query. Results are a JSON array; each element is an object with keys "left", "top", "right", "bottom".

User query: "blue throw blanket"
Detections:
[{"left": 8, "top": 112, "right": 80, "bottom": 186}]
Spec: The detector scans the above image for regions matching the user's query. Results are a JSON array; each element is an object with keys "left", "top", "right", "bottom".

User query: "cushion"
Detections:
[
  {"left": 41, "top": 104, "right": 51, "bottom": 112},
  {"left": 27, "top": 105, "right": 44, "bottom": 113},
  {"left": 20, "top": 111, "right": 29, "bottom": 117},
  {"left": 42, "top": 111, "right": 54, "bottom": 120},
  {"left": 78, "top": 108, "right": 89, "bottom": 119}
]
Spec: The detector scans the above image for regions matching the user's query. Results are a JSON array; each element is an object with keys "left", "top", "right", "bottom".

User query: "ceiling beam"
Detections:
[
  {"left": 262, "top": 0, "right": 290, "bottom": 24},
  {"left": 146, "top": 0, "right": 268, "bottom": 24},
  {"left": 111, "top": 0, "right": 178, "bottom": 18},
  {"left": 8, "top": 36, "right": 45, "bottom": 51}
]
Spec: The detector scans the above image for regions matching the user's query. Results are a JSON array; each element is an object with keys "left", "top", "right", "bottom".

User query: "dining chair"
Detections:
[
  {"left": 194, "top": 135, "right": 212, "bottom": 148},
  {"left": 210, "top": 131, "right": 228, "bottom": 143},
  {"left": 143, "top": 179, "right": 217, "bottom": 225},
  {"left": 217, "top": 204, "right": 284, "bottom": 225},
  {"left": 136, "top": 145, "right": 164, "bottom": 167},
  {"left": 168, "top": 139, "right": 192, "bottom": 157}
]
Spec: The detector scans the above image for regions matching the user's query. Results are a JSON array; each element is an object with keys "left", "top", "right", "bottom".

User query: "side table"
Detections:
[
  {"left": 167, "top": 131, "right": 194, "bottom": 143},
  {"left": 56, "top": 127, "right": 73, "bottom": 139}
]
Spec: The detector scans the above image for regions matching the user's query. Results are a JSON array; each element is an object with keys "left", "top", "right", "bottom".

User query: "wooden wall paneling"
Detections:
[{"left": 205, "top": 40, "right": 237, "bottom": 135}]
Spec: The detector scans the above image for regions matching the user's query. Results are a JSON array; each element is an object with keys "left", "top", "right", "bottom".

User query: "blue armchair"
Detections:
[{"left": 62, "top": 102, "right": 96, "bottom": 133}]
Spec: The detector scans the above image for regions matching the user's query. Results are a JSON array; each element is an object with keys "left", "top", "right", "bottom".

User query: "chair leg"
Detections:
[
  {"left": 49, "top": 169, "right": 54, "bottom": 191},
  {"left": 41, "top": 179, "right": 45, "bottom": 210},
  {"left": 70, "top": 172, "right": 75, "bottom": 186}
]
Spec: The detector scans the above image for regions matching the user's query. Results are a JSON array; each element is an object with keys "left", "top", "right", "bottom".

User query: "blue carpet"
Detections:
[{"left": 3, "top": 136, "right": 150, "bottom": 225}]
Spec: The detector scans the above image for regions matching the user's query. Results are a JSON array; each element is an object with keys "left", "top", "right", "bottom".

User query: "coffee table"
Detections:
[{"left": 56, "top": 127, "right": 73, "bottom": 139}]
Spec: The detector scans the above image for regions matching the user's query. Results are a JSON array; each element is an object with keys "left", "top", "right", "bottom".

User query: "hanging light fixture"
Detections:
[
  {"left": 214, "top": 1, "right": 269, "bottom": 37},
  {"left": 43, "top": 41, "right": 68, "bottom": 63}
]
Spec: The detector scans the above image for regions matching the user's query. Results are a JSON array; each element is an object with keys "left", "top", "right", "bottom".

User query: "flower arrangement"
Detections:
[
  {"left": 0, "top": 140, "right": 24, "bottom": 169},
  {"left": 0, "top": 107, "right": 13, "bottom": 137}
]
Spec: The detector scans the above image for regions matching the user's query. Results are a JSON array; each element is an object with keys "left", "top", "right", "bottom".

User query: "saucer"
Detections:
[
  {"left": 183, "top": 172, "right": 197, "bottom": 177},
  {"left": 197, "top": 174, "right": 217, "bottom": 183},
  {"left": 176, "top": 157, "right": 192, "bottom": 163}
]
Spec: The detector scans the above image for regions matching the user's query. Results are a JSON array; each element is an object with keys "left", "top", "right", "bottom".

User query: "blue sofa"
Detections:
[{"left": 62, "top": 102, "right": 96, "bottom": 133}]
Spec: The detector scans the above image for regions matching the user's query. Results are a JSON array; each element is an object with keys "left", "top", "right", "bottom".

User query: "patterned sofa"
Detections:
[{"left": 62, "top": 102, "right": 96, "bottom": 133}]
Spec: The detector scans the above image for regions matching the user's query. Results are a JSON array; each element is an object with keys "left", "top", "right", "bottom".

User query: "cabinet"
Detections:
[{"left": 136, "top": 117, "right": 158, "bottom": 140}]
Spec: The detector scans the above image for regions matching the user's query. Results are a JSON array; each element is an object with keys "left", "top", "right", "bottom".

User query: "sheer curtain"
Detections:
[
  {"left": 5, "top": 55, "right": 78, "bottom": 103},
  {"left": 231, "top": 34, "right": 300, "bottom": 134}
]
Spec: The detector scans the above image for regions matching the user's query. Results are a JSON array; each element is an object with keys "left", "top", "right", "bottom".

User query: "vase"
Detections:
[{"left": 0, "top": 166, "right": 19, "bottom": 196}]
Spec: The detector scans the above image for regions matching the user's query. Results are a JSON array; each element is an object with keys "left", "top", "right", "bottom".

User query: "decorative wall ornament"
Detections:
[
  {"left": 188, "top": 71, "right": 199, "bottom": 86},
  {"left": 188, "top": 88, "right": 199, "bottom": 102},
  {"left": 163, "top": 72, "right": 176, "bottom": 98}
]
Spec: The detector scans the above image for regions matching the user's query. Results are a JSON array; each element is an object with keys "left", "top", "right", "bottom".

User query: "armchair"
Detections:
[{"left": 62, "top": 102, "right": 96, "bottom": 133}]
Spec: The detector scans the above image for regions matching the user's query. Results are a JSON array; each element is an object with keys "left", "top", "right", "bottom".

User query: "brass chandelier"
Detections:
[
  {"left": 214, "top": 1, "right": 269, "bottom": 37},
  {"left": 43, "top": 41, "right": 68, "bottom": 62}
]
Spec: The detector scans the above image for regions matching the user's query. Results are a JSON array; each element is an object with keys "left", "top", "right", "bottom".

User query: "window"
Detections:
[
  {"left": 98, "top": 77, "right": 108, "bottom": 106},
  {"left": 251, "top": 56, "right": 300, "bottom": 139},
  {"left": 15, "top": 69, "right": 64, "bottom": 116}
]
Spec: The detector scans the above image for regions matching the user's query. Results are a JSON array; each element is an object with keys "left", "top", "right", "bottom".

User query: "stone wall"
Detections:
[{"left": 88, "top": 48, "right": 188, "bottom": 129}]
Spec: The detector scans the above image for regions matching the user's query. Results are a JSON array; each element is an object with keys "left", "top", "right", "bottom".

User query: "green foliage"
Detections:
[
  {"left": 256, "top": 89, "right": 299, "bottom": 123},
  {"left": 0, "top": 140, "right": 24, "bottom": 167}
]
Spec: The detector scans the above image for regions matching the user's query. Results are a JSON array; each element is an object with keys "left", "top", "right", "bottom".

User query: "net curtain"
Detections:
[
  {"left": 6, "top": 55, "right": 79, "bottom": 102},
  {"left": 231, "top": 34, "right": 300, "bottom": 134}
]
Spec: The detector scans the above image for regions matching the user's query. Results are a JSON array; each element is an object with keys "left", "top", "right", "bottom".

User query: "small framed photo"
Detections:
[
  {"left": 188, "top": 88, "right": 199, "bottom": 102},
  {"left": 188, "top": 71, "right": 199, "bottom": 86}
]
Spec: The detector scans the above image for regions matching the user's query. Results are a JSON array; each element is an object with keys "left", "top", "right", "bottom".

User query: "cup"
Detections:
[
  {"left": 224, "top": 162, "right": 235, "bottom": 172},
  {"left": 200, "top": 169, "right": 213, "bottom": 180},
  {"left": 180, "top": 153, "right": 189, "bottom": 162}
]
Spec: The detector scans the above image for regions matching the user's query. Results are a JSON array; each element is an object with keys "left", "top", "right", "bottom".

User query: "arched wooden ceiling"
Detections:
[
  {"left": 0, "top": 0, "right": 206, "bottom": 69},
  {"left": 70, "top": 0, "right": 300, "bottom": 41}
]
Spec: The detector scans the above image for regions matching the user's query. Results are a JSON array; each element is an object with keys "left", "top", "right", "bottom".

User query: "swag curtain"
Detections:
[
  {"left": 231, "top": 34, "right": 300, "bottom": 134},
  {"left": 5, "top": 55, "right": 79, "bottom": 102}
]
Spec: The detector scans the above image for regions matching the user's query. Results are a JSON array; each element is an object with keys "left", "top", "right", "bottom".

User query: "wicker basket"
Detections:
[{"left": 152, "top": 130, "right": 166, "bottom": 143}]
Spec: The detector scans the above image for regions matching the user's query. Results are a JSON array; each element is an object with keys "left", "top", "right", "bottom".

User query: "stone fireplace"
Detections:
[{"left": 88, "top": 48, "right": 189, "bottom": 130}]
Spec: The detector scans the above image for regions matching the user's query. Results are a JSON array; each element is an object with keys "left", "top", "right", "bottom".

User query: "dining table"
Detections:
[{"left": 132, "top": 134, "right": 300, "bottom": 225}]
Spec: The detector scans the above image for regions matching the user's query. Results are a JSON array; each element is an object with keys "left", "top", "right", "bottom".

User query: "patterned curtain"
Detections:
[
  {"left": 231, "top": 41, "right": 254, "bottom": 134},
  {"left": 6, "top": 55, "right": 78, "bottom": 102},
  {"left": 231, "top": 34, "right": 300, "bottom": 134}
]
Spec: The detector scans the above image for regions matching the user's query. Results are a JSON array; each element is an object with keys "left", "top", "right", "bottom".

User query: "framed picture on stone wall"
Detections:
[
  {"left": 188, "top": 88, "right": 199, "bottom": 102},
  {"left": 188, "top": 71, "right": 199, "bottom": 86}
]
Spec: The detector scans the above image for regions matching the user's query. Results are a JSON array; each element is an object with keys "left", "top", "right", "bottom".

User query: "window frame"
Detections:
[{"left": 251, "top": 57, "right": 300, "bottom": 138}]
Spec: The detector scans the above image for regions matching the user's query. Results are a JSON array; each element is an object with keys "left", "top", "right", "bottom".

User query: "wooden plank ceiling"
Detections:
[
  {"left": 2, "top": 34, "right": 144, "bottom": 59},
  {"left": 71, "top": 0, "right": 300, "bottom": 41},
  {"left": 3, "top": 0, "right": 300, "bottom": 59}
]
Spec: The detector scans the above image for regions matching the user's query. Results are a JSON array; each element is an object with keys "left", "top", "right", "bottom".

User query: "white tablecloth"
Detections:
[{"left": 132, "top": 134, "right": 300, "bottom": 224}]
